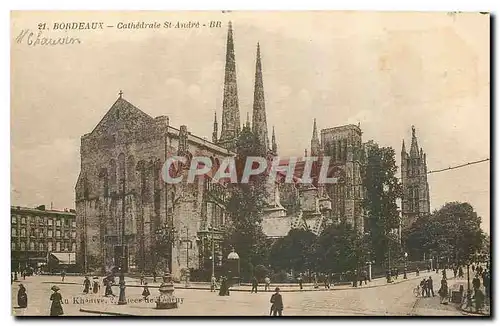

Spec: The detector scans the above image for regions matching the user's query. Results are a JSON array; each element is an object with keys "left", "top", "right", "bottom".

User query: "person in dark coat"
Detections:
[
  {"left": 83, "top": 276, "right": 91, "bottom": 294},
  {"left": 297, "top": 274, "right": 303, "bottom": 290},
  {"left": 458, "top": 266, "right": 464, "bottom": 278},
  {"left": 17, "top": 284, "right": 28, "bottom": 308},
  {"left": 22, "top": 270, "right": 26, "bottom": 280},
  {"left": 61, "top": 270, "right": 66, "bottom": 282},
  {"left": 472, "top": 274, "right": 481, "bottom": 291},
  {"left": 439, "top": 278, "right": 448, "bottom": 304},
  {"left": 218, "top": 276, "right": 230, "bottom": 296},
  {"left": 426, "top": 276, "right": 435, "bottom": 297},
  {"left": 92, "top": 277, "right": 100, "bottom": 294},
  {"left": 442, "top": 269, "right": 447, "bottom": 280},
  {"left": 142, "top": 282, "right": 150, "bottom": 300},
  {"left": 49, "top": 286, "right": 64, "bottom": 316},
  {"left": 483, "top": 271, "right": 490, "bottom": 299},
  {"left": 270, "top": 287, "right": 284, "bottom": 316},
  {"left": 152, "top": 271, "right": 157, "bottom": 283},
  {"left": 453, "top": 267, "right": 458, "bottom": 278},
  {"left": 251, "top": 276, "right": 258, "bottom": 293},
  {"left": 104, "top": 278, "right": 115, "bottom": 297}
]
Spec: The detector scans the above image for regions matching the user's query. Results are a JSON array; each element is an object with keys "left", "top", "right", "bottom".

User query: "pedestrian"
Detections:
[
  {"left": 427, "top": 276, "right": 435, "bottom": 297},
  {"left": 92, "top": 276, "right": 100, "bottom": 294},
  {"left": 416, "top": 267, "right": 420, "bottom": 277},
  {"left": 472, "top": 274, "right": 481, "bottom": 292},
  {"left": 83, "top": 276, "right": 91, "bottom": 294},
  {"left": 22, "top": 269, "right": 26, "bottom": 280},
  {"left": 17, "top": 284, "right": 28, "bottom": 308},
  {"left": 142, "top": 282, "right": 150, "bottom": 300},
  {"left": 441, "top": 269, "right": 447, "bottom": 280},
  {"left": 395, "top": 268, "right": 399, "bottom": 280},
  {"left": 270, "top": 287, "right": 283, "bottom": 316},
  {"left": 61, "top": 270, "right": 66, "bottom": 282},
  {"left": 420, "top": 278, "right": 427, "bottom": 297},
  {"left": 49, "top": 285, "right": 64, "bottom": 316},
  {"left": 251, "top": 276, "right": 258, "bottom": 293},
  {"left": 152, "top": 271, "right": 157, "bottom": 283},
  {"left": 438, "top": 277, "right": 448, "bottom": 304},
  {"left": 324, "top": 274, "right": 330, "bottom": 289},
  {"left": 362, "top": 270, "right": 368, "bottom": 285},
  {"left": 483, "top": 270, "right": 490, "bottom": 300},
  {"left": 105, "top": 278, "right": 115, "bottom": 297},
  {"left": 453, "top": 267, "right": 458, "bottom": 278},
  {"left": 264, "top": 275, "right": 271, "bottom": 291},
  {"left": 458, "top": 266, "right": 464, "bottom": 278},
  {"left": 219, "top": 276, "right": 230, "bottom": 296},
  {"left": 472, "top": 264, "right": 476, "bottom": 273},
  {"left": 297, "top": 274, "right": 303, "bottom": 290},
  {"left": 211, "top": 275, "right": 217, "bottom": 292},
  {"left": 140, "top": 272, "right": 145, "bottom": 285}
]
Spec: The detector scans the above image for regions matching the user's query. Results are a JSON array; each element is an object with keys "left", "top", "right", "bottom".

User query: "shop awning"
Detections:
[{"left": 50, "top": 252, "right": 76, "bottom": 265}]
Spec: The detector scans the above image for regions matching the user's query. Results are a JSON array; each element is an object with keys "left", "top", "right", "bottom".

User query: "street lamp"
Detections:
[
  {"left": 155, "top": 223, "right": 177, "bottom": 273},
  {"left": 207, "top": 225, "right": 216, "bottom": 279},
  {"left": 403, "top": 252, "right": 408, "bottom": 279}
]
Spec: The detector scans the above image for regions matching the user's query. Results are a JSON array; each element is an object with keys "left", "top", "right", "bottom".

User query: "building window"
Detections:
[
  {"left": 11, "top": 242, "right": 16, "bottom": 250},
  {"left": 71, "top": 242, "right": 77, "bottom": 252},
  {"left": 11, "top": 227, "right": 16, "bottom": 236},
  {"left": 65, "top": 219, "right": 69, "bottom": 227},
  {"left": 11, "top": 216, "right": 17, "bottom": 224},
  {"left": 56, "top": 230, "right": 61, "bottom": 238},
  {"left": 30, "top": 242, "right": 35, "bottom": 251},
  {"left": 56, "top": 219, "right": 61, "bottom": 227},
  {"left": 20, "top": 228, "right": 26, "bottom": 237},
  {"left": 48, "top": 219, "right": 53, "bottom": 226},
  {"left": 64, "top": 231, "right": 69, "bottom": 239},
  {"left": 30, "top": 228, "right": 36, "bottom": 237},
  {"left": 40, "top": 243, "right": 44, "bottom": 251},
  {"left": 56, "top": 242, "right": 61, "bottom": 251},
  {"left": 21, "top": 217, "right": 26, "bottom": 224},
  {"left": 20, "top": 242, "right": 25, "bottom": 251},
  {"left": 48, "top": 242, "right": 53, "bottom": 251},
  {"left": 71, "top": 231, "right": 76, "bottom": 239},
  {"left": 72, "top": 221, "right": 76, "bottom": 228},
  {"left": 39, "top": 230, "right": 44, "bottom": 238},
  {"left": 64, "top": 243, "right": 69, "bottom": 251},
  {"left": 48, "top": 230, "right": 53, "bottom": 237}
]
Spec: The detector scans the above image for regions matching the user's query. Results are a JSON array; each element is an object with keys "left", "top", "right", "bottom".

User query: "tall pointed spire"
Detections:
[
  {"left": 252, "top": 42, "right": 269, "bottom": 155},
  {"left": 212, "top": 111, "right": 218, "bottom": 143},
  {"left": 245, "top": 112, "right": 250, "bottom": 129},
  {"left": 410, "top": 125, "right": 419, "bottom": 157},
  {"left": 218, "top": 21, "right": 240, "bottom": 151},
  {"left": 401, "top": 139, "right": 406, "bottom": 153},
  {"left": 272, "top": 126, "right": 277, "bottom": 155},
  {"left": 311, "top": 118, "right": 321, "bottom": 156}
]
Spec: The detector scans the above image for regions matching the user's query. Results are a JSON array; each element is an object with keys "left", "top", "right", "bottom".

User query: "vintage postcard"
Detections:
[{"left": 11, "top": 11, "right": 490, "bottom": 316}]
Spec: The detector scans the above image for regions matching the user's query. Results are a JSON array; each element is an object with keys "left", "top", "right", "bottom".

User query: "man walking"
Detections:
[
  {"left": 427, "top": 276, "right": 435, "bottom": 297},
  {"left": 297, "top": 274, "right": 303, "bottom": 290},
  {"left": 420, "top": 278, "right": 427, "bottom": 297},
  {"left": 61, "top": 270, "right": 66, "bottom": 282},
  {"left": 251, "top": 276, "right": 258, "bottom": 293},
  {"left": 270, "top": 287, "right": 283, "bottom": 316}
]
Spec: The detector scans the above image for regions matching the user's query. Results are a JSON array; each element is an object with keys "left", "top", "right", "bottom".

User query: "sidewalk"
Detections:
[{"left": 447, "top": 278, "right": 490, "bottom": 316}]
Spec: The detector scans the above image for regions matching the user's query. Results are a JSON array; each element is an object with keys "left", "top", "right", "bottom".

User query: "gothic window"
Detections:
[
  {"left": 56, "top": 242, "right": 61, "bottom": 251},
  {"left": 118, "top": 153, "right": 126, "bottom": 183},
  {"left": 72, "top": 242, "right": 77, "bottom": 252},
  {"left": 30, "top": 242, "right": 35, "bottom": 251},
  {"left": 48, "top": 230, "right": 53, "bottom": 237},
  {"left": 11, "top": 242, "right": 16, "bottom": 250},
  {"left": 127, "top": 155, "right": 136, "bottom": 184},
  {"left": 337, "top": 140, "right": 342, "bottom": 160},
  {"left": 110, "top": 159, "right": 117, "bottom": 188},
  {"left": 11, "top": 227, "right": 16, "bottom": 236},
  {"left": 21, "top": 228, "right": 26, "bottom": 237},
  {"left": 48, "top": 242, "right": 53, "bottom": 251},
  {"left": 20, "top": 242, "right": 25, "bottom": 251}
]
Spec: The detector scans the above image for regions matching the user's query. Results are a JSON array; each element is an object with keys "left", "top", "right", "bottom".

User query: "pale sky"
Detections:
[{"left": 11, "top": 11, "right": 490, "bottom": 233}]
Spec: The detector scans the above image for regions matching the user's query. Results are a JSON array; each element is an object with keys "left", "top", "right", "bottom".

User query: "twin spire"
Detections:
[{"left": 214, "top": 23, "right": 275, "bottom": 155}]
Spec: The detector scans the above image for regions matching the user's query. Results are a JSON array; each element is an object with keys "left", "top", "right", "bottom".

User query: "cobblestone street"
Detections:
[{"left": 11, "top": 270, "right": 471, "bottom": 316}]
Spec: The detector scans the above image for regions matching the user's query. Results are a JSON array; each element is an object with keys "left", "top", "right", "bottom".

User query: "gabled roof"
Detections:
[{"left": 88, "top": 97, "right": 155, "bottom": 136}]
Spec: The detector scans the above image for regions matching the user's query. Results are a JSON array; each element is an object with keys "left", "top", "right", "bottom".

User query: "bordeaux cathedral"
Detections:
[{"left": 75, "top": 22, "right": 427, "bottom": 278}]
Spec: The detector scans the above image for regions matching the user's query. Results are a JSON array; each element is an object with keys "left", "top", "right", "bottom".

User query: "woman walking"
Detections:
[
  {"left": 49, "top": 286, "right": 64, "bottom": 316},
  {"left": 438, "top": 277, "right": 448, "bottom": 304},
  {"left": 17, "top": 284, "right": 28, "bottom": 308},
  {"left": 142, "top": 282, "right": 150, "bottom": 300},
  {"left": 83, "top": 276, "right": 91, "bottom": 294}
]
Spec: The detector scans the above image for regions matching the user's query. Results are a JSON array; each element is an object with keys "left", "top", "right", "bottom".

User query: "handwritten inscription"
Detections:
[{"left": 15, "top": 29, "right": 81, "bottom": 46}]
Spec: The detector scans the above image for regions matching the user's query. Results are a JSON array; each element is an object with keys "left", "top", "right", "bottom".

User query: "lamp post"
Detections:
[
  {"left": 207, "top": 225, "right": 216, "bottom": 279},
  {"left": 155, "top": 223, "right": 177, "bottom": 274},
  {"left": 403, "top": 252, "right": 408, "bottom": 279},
  {"left": 118, "top": 174, "right": 127, "bottom": 306}
]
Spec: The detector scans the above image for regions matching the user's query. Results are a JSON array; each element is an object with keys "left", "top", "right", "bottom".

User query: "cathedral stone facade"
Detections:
[
  {"left": 401, "top": 126, "right": 431, "bottom": 228},
  {"left": 75, "top": 95, "right": 232, "bottom": 278}
]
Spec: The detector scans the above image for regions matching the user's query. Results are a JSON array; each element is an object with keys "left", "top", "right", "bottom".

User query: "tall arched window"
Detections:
[
  {"left": 110, "top": 159, "right": 117, "bottom": 188},
  {"left": 118, "top": 153, "right": 126, "bottom": 184}
]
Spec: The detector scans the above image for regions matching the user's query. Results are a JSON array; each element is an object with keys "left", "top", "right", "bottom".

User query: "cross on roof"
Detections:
[{"left": 119, "top": 90, "right": 123, "bottom": 98}]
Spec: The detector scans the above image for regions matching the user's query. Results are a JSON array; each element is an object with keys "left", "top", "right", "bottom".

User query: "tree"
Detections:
[
  {"left": 314, "top": 222, "right": 366, "bottom": 274},
  {"left": 361, "top": 141, "right": 402, "bottom": 266},
  {"left": 405, "top": 202, "right": 485, "bottom": 265},
  {"left": 269, "top": 229, "right": 316, "bottom": 273},
  {"left": 221, "top": 125, "right": 270, "bottom": 280}
]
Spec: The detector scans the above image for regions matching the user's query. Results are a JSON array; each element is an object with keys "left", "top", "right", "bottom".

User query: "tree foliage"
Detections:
[
  {"left": 405, "top": 202, "right": 485, "bottom": 264},
  {"left": 361, "top": 141, "right": 402, "bottom": 266},
  {"left": 269, "top": 229, "right": 316, "bottom": 272}
]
